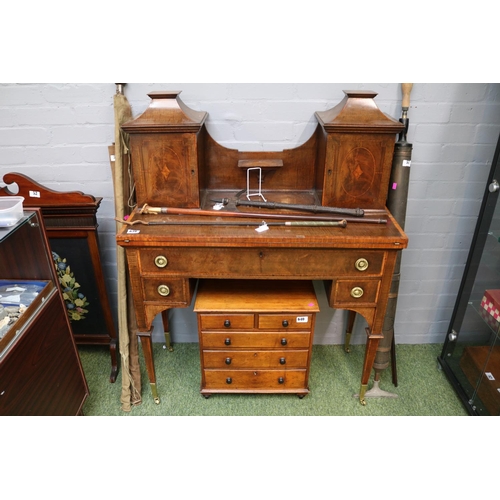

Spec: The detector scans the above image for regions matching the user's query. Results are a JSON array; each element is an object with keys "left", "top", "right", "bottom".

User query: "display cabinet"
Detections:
[
  {"left": 0, "top": 209, "right": 89, "bottom": 415},
  {"left": 439, "top": 133, "right": 500, "bottom": 415},
  {"left": 0, "top": 173, "right": 118, "bottom": 382}
]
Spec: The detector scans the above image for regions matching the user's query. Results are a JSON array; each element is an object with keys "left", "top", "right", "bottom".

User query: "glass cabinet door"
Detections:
[{"left": 439, "top": 134, "right": 500, "bottom": 415}]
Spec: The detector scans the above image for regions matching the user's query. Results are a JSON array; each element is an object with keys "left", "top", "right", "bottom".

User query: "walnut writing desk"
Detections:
[{"left": 116, "top": 90, "right": 408, "bottom": 405}]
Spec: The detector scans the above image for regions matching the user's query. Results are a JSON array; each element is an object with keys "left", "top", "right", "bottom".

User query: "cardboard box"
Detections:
[{"left": 460, "top": 345, "right": 500, "bottom": 415}]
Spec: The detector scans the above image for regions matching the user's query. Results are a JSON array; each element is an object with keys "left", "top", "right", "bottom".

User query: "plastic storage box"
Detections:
[{"left": 0, "top": 197, "right": 24, "bottom": 227}]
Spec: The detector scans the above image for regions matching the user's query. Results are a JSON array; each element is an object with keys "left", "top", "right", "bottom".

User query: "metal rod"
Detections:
[{"left": 236, "top": 199, "right": 364, "bottom": 217}]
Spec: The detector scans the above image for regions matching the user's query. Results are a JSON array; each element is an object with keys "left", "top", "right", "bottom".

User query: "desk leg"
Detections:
[
  {"left": 344, "top": 310, "right": 356, "bottom": 353},
  {"left": 108, "top": 338, "right": 118, "bottom": 383},
  {"left": 138, "top": 332, "right": 160, "bottom": 404},
  {"left": 161, "top": 310, "right": 173, "bottom": 352},
  {"left": 359, "top": 328, "right": 382, "bottom": 405}
]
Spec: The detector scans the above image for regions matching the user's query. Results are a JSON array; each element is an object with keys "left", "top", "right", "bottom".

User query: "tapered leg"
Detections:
[
  {"left": 161, "top": 310, "right": 173, "bottom": 352},
  {"left": 344, "top": 310, "right": 356, "bottom": 353},
  {"left": 359, "top": 328, "right": 382, "bottom": 405},
  {"left": 109, "top": 338, "right": 118, "bottom": 383},
  {"left": 138, "top": 332, "right": 160, "bottom": 404}
]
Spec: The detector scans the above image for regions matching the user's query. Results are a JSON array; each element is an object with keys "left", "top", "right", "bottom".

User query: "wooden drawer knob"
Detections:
[
  {"left": 154, "top": 255, "right": 168, "bottom": 268},
  {"left": 355, "top": 258, "right": 369, "bottom": 271},
  {"left": 157, "top": 284, "right": 170, "bottom": 297},
  {"left": 350, "top": 287, "right": 364, "bottom": 299},
  {"left": 224, "top": 319, "right": 231, "bottom": 328},
  {"left": 224, "top": 338, "right": 231, "bottom": 346}
]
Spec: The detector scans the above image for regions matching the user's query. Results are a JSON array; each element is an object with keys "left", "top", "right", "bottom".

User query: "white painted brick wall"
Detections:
[{"left": 1, "top": 83, "right": 499, "bottom": 345}]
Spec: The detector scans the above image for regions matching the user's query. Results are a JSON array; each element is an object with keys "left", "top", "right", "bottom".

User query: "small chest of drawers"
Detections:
[{"left": 194, "top": 279, "right": 320, "bottom": 398}]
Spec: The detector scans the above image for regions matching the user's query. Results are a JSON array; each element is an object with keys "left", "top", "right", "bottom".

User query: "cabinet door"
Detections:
[
  {"left": 0, "top": 291, "right": 88, "bottom": 415},
  {"left": 439, "top": 134, "right": 500, "bottom": 415}
]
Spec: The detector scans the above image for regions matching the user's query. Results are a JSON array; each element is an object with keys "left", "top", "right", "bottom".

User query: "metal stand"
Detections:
[{"left": 246, "top": 167, "right": 266, "bottom": 202}]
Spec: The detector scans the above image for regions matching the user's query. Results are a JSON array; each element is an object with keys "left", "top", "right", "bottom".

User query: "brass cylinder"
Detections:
[{"left": 374, "top": 140, "right": 412, "bottom": 378}]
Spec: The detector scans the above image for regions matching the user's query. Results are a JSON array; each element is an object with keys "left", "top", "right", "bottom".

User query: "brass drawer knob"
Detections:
[
  {"left": 278, "top": 377, "right": 284, "bottom": 384},
  {"left": 226, "top": 377, "right": 232, "bottom": 384},
  {"left": 224, "top": 338, "right": 231, "bottom": 346},
  {"left": 224, "top": 319, "right": 231, "bottom": 328},
  {"left": 355, "top": 258, "right": 369, "bottom": 272},
  {"left": 154, "top": 255, "right": 168, "bottom": 268},
  {"left": 157, "top": 284, "right": 170, "bottom": 297},
  {"left": 282, "top": 320, "right": 289, "bottom": 327},
  {"left": 281, "top": 338, "right": 287, "bottom": 346},
  {"left": 350, "top": 287, "right": 364, "bottom": 299},
  {"left": 225, "top": 357, "right": 231, "bottom": 365},
  {"left": 280, "top": 357, "right": 286, "bottom": 365}
]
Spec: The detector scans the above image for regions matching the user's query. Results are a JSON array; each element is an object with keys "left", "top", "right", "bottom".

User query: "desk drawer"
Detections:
[
  {"left": 138, "top": 248, "right": 385, "bottom": 278},
  {"left": 202, "top": 349, "right": 309, "bottom": 368},
  {"left": 331, "top": 280, "right": 380, "bottom": 306},
  {"left": 258, "top": 313, "right": 313, "bottom": 330},
  {"left": 200, "top": 332, "right": 311, "bottom": 349},
  {"left": 142, "top": 277, "right": 193, "bottom": 305},
  {"left": 199, "top": 313, "right": 254, "bottom": 330},
  {"left": 203, "top": 369, "right": 307, "bottom": 390}
]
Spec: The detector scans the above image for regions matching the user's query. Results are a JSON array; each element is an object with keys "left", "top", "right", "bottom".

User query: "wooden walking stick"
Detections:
[{"left": 138, "top": 204, "right": 386, "bottom": 224}]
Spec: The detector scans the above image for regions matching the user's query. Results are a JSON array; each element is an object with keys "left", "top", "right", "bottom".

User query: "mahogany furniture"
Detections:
[
  {"left": 0, "top": 209, "right": 89, "bottom": 415},
  {"left": 0, "top": 174, "right": 118, "bottom": 382},
  {"left": 194, "top": 279, "right": 319, "bottom": 397},
  {"left": 117, "top": 89, "right": 408, "bottom": 405}
]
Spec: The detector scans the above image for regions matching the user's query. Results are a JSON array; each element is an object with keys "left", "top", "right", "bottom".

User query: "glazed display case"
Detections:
[
  {"left": 0, "top": 209, "right": 88, "bottom": 415},
  {"left": 439, "top": 133, "right": 500, "bottom": 415}
]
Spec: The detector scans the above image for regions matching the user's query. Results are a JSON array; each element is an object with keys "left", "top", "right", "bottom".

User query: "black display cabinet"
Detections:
[{"left": 439, "top": 133, "right": 500, "bottom": 415}]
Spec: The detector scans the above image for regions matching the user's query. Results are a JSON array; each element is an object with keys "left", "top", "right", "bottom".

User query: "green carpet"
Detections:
[{"left": 78, "top": 343, "right": 468, "bottom": 416}]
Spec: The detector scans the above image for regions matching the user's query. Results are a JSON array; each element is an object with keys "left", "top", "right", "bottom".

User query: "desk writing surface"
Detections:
[{"left": 117, "top": 207, "right": 407, "bottom": 250}]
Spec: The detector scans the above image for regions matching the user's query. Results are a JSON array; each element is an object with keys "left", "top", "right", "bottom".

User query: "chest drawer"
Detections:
[
  {"left": 200, "top": 331, "right": 312, "bottom": 349},
  {"left": 203, "top": 369, "right": 307, "bottom": 391},
  {"left": 258, "top": 313, "right": 313, "bottom": 330},
  {"left": 202, "top": 349, "right": 309, "bottom": 368},
  {"left": 198, "top": 313, "right": 254, "bottom": 330}
]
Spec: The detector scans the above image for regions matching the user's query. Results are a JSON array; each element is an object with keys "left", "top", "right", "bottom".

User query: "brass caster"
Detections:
[
  {"left": 344, "top": 346, "right": 351, "bottom": 353},
  {"left": 150, "top": 383, "right": 160, "bottom": 404},
  {"left": 168, "top": 345, "right": 174, "bottom": 352},
  {"left": 357, "top": 383, "right": 368, "bottom": 406}
]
